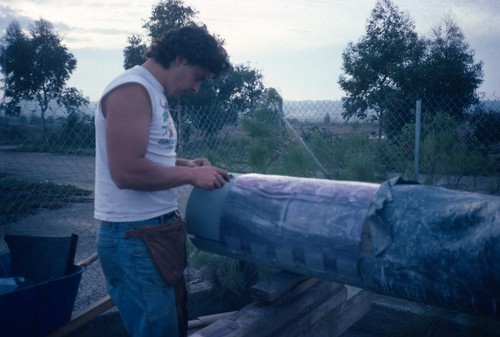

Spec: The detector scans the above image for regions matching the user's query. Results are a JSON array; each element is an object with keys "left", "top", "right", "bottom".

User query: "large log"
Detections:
[{"left": 185, "top": 173, "right": 500, "bottom": 318}]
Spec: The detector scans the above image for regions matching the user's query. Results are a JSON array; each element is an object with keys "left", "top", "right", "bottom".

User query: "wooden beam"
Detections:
[
  {"left": 250, "top": 271, "right": 309, "bottom": 303},
  {"left": 277, "top": 288, "right": 371, "bottom": 337},
  {"left": 46, "top": 295, "right": 114, "bottom": 337},
  {"left": 188, "top": 311, "right": 238, "bottom": 330},
  {"left": 190, "top": 281, "right": 346, "bottom": 337},
  {"left": 75, "top": 252, "right": 98, "bottom": 268}
]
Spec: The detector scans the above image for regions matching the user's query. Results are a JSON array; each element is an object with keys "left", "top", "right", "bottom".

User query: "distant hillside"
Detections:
[
  {"left": 13, "top": 100, "right": 97, "bottom": 117},
  {"left": 283, "top": 100, "right": 344, "bottom": 122},
  {"left": 480, "top": 100, "right": 500, "bottom": 112}
]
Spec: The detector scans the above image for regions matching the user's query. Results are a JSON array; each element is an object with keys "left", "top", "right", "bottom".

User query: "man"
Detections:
[{"left": 94, "top": 25, "right": 231, "bottom": 337}]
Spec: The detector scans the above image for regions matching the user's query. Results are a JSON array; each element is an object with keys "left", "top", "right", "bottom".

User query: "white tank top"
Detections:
[{"left": 94, "top": 65, "right": 178, "bottom": 221}]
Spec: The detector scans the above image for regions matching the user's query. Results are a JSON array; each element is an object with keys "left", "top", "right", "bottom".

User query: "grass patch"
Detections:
[{"left": 0, "top": 175, "right": 92, "bottom": 224}]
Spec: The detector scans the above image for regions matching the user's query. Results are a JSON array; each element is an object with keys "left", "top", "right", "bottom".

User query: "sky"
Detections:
[{"left": 1, "top": 0, "right": 499, "bottom": 102}]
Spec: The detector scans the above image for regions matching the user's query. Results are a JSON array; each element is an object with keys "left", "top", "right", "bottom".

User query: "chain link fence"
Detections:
[{"left": 0, "top": 94, "right": 499, "bottom": 321}]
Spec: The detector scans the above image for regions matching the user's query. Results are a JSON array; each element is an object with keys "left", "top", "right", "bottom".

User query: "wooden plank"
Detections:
[
  {"left": 75, "top": 252, "right": 98, "bottom": 268},
  {"left": 327, "top": 289, "right": 371, "bottom": 336},
  {"left": 271, "top": 277, "right": 320, "bottom": 306},
  {"left": 190, "top": 281, "right": 346, "bottom": 337},
  {"left": 277, "top": 289, "right": 371, "bottom": 337},
  {"left": 46, "top": 295, "right": 114, "bottom": 337},
  {"left": 188, "top": 311, "right": 238, "bottom": 330},
  {"left": 250, "top": 271, "right": 309, "bottom": 303}
]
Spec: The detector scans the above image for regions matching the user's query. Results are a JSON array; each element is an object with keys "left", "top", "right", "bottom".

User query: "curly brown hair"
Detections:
[{"left": 145, "top": 25, "right": 231, "bottom": 78}]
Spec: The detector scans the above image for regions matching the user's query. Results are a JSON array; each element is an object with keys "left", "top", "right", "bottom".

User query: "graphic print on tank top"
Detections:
[{"left": 158, "top": 100, "right": 177, "bottom": 151}]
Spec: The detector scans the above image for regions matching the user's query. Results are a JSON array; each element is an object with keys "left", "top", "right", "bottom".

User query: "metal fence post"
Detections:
[
  {"left": 177, "top": 106, "right": 183, "bottom": 153},
  {"left": 278, "top": 99, "right": 285, "bottom": 152},
  {"left": 414, "top": 99, "right": 422, "bottom": 181}
]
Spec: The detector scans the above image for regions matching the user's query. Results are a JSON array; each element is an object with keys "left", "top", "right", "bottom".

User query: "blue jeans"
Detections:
[{"left": 97, "top": 212, "right": 182, "bottom": 337}]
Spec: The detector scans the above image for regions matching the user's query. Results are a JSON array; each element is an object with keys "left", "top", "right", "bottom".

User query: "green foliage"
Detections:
[
  {"left": 278, "top": 142, "right": 317, "bottom": 177},
  {"left": 240, "top": 112, "right": 391, "bottom": 181},
  {"left": 57, "top": 87, "right": 89, "bottom": 115},
  {"left": 0, "top": 19, "right": 87, "bottom": 140},
  {"left": 57, "top": 111, "right": 95, "bottom": 152},
  {"left": 332, "top": 134, "right": 383, "bottom": 181},
  {"left": 247, "top": 140, "right": 272, "bottom": 172},
  {"left": 260, "top": 88, "right": 283, "bottom": 112},
  {"left": 338, "top": 0, "right": 483, "bottom": 139},
  {"left": 338, "top": 0, "right": 423, "bottom": 138},
  {"left": 0, "top": 22, "right": 31, "bottom": 116},
  {"left": 123, "top": 34, "right": 147, "bottom": 70},
  {"left": 122, "top": 0, "right": 271, "bottom": 137},
  {"left": 421, "top": 113, "right": 492, "bottom": 177},
  {"left": 0, "top": 117, "right": 30, "bottom": 145},
  {"left": 174, "top": 64, "right": 267, "bottom": 136},
  {"left": 14, "top": 110, "right": 95, "bottom": 155},
  {"left": 301, "top": 127, "right": 336, "bottom": 174},
  {"left": 189, "top": 246, "right": 260, "bottom": 307},
  {"left": 0, "top": 177, "right": 92, "bottom": 224},
  {"left": 469, "top": 106, "right": 500, "bottom": 150},
  {"left": 303, "top": 125, "right": 387, "bottom": 182},
  {"left": 240, "top": 109, "right": 391, "bottom": 181},
  {"left": 143, "top": 0, "right": 199, "bottom": 40},
  {"left": 122, "top": 0, "right": 199, "bottom": 69},
  {"left": 240, "top": 108, "right": 283, "bottom": 172},
  {"left": 204, "top": 138, "right": 251, "bottom": 174},
  {"left": 421, "top": 16, "right": 483, "bottom": 120},
  {"left": 323, "top": 112, "right": 331, "bottom": 124},
  {"left": 241, "top": 108, "right": 279, "bottom": 138},
  {"left": 399, "top": 111, "right": 496, "bottom": 184}
]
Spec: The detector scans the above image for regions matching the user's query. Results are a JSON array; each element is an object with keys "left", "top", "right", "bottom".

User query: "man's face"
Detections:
[{"left": 170, "top": 60, "right": 210, "bottom": 98}]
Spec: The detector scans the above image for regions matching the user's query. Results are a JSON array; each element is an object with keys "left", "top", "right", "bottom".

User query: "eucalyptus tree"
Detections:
[
  {"left": 122, "top": 0, "right": 270, "bottom": 138},
  {"left": 123, "top": 0, "right": 199, "bottom": 69},
  {"left": 338, "top": 0, "right": 424, "bottom": 139},
  {"left": 0, "top": 19, "right": 87, "bottom": 137},
  {"left": 420, "top": 16, "right": 483, "bottom": 121},
  {"left": 338, "top": 0, "right": 483, "bottom": 140}
]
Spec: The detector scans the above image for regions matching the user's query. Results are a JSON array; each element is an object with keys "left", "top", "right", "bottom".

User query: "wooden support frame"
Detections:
[
  {"left": 190, "top": 271, "right": 371, "bottom": 337},
  {"left": 47, "top": 295, "right": 114, "bottom": 337}
]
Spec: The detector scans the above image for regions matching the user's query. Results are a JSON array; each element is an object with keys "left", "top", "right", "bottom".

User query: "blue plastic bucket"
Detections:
[{"left": 0, "top": 254, "right": 84, "bottom": 337}]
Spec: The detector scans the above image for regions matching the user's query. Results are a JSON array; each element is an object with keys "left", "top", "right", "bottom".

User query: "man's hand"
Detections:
[
  {"left": 191, "top": 166, "right": 230, "bottom": 190},
  {"left": 176, "top": 157, "right": 211, "bottom": 167},
  {"left": 191, "top": 158, "right": 211, "bottom": 167}
]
